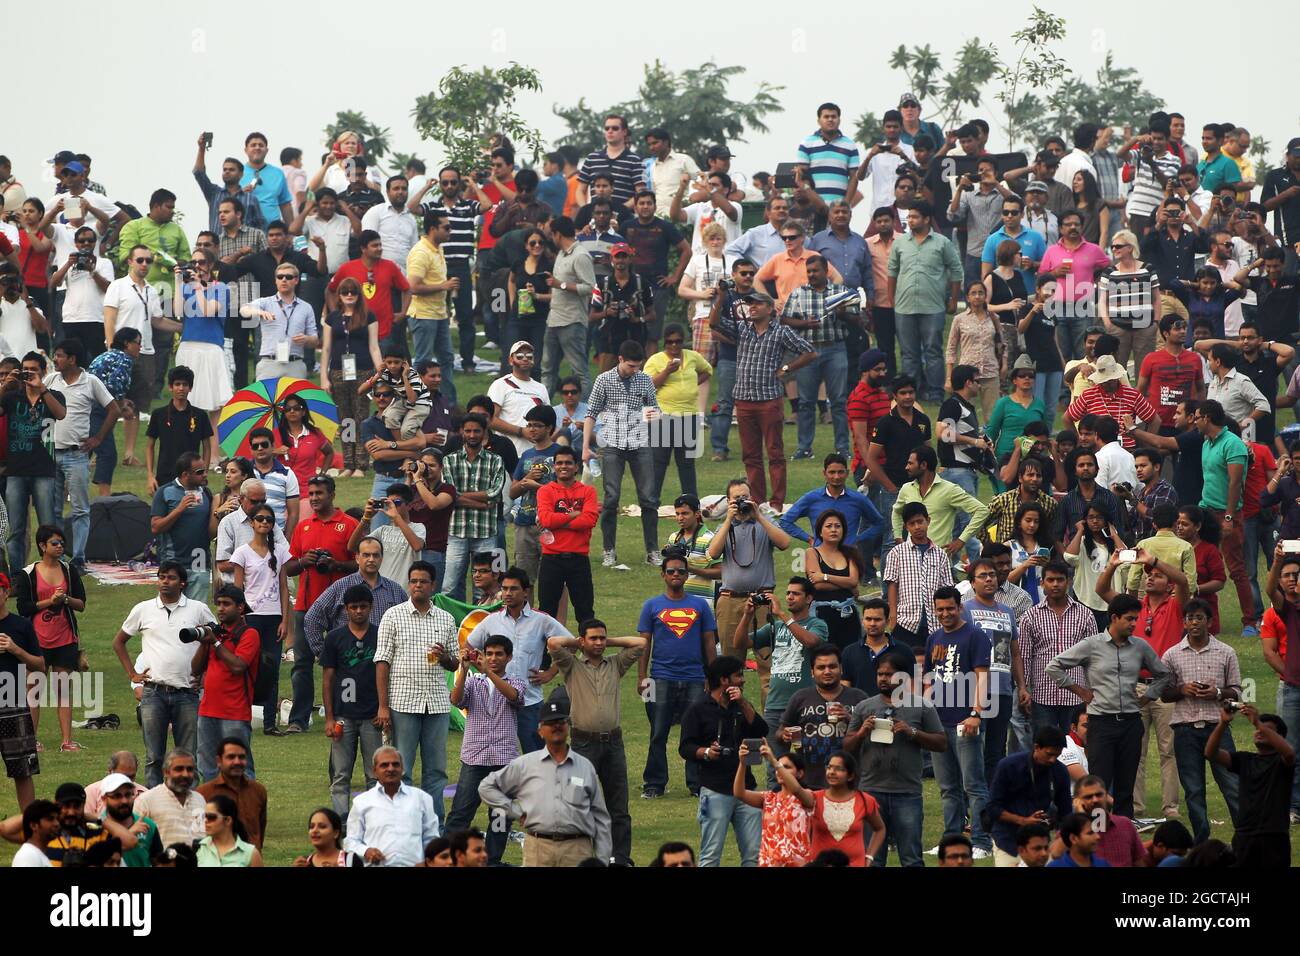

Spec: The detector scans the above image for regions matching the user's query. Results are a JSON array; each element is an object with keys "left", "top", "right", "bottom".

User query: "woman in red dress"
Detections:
[{"left": 792, "top": 751, "right": 887, "bottom": 867}]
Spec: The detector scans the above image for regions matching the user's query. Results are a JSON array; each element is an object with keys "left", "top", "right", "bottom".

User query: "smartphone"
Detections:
[
  {"left": 1119, "top": 549, "right": 1137, "bottom": 563},
  {"left": 1034, "top": 547, "right": 1051, "bottom": 558},
  {"left": 1283, "top": 540, "right": 1300, "bottom": 554},
  {"left": 742, "top": 738, "right": 764, "bottom": 766},
  {"left": 203, "top": 132, "right": 213, "bottom": 148}
]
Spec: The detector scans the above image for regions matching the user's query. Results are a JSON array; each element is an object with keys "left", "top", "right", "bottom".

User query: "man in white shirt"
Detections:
[
  {"left": 487, "top": 342, "right": 551, "bottom": 456},
  {"left": 0, "top": 273, "right": 44, "bottom": 357},
  {"left": 45, "top": 339, "right": 120, "bottom": 569},
  {"left": 10, "top": 801, "right": 58, "bottom": 867},
  {"left": 111, "top": 563, "right": 217, "bottom": 786},
  {"left": 48, "top": 227, "right": 113, "bottom": 356},
  {"left": 670, "top": 170, "right": 743, "bottom": 254},
  {"left": 361, "top": 177, "right": 419, "bottom": 275},
  {"left": 1060, "top": 707, "right": 1089, "bottom": 782},
  {"left": 345, "top": 746, "right": 440, "bottom": 867},
  {"left": 644, "top": 128, "right": 700, "bottom": 218},
  {"left": 853, "top": 110, "right": 917, "bottom": 215},
  {"left": 1055, "top": 123, "right": 1099, "bottom": 191},
  {"left": 291, "top": 188, "right": 354, "bottom": 276},
  {"left": 1093, "top": 416, "right": 1138, "bottom": 497},
  {"left": 104, "top": 245, "right": 172, "bottom": 464},
  {"left": 348, "top": 484, "right": 426, "bottom": 584}
]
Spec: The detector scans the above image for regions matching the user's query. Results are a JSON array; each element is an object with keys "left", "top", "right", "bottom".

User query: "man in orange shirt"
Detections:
[
  {"left": 754, "top": 220, "right": 843, "bottom": 311},
  {"left": 284, "top": 475, "right": 359, "bottom": 735},
  {"left": 865, "top": 207, "right": 900, "bottom": 377}
]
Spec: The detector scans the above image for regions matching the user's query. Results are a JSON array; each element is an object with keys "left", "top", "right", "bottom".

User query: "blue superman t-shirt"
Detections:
[{"left": 638, "top": 594, "right": 716, "bottom": 681}]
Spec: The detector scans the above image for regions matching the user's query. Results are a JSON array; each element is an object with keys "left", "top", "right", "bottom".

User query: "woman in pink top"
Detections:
[
  {"left": 794, "top": 751, "right": 887, "bottom": 867},
  {"left": 13, "top": 525, "right": 86, "bottom": 753},
  {"left": 733, "top": 739, "right": 811, "bottom": 867},
  {"left": 276, "top": 396, "right": 333, "bottom": 518}
]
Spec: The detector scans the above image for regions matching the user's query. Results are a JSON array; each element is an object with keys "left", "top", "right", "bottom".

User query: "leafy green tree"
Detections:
[
  {"left": 553, "top": 60, "right": 783, "bottom": 164},
  {"left": 322, "top": 110, "right": 392, "bottom": 162},
  {"left": 994, "top": 6, "right": 1070, "bottom": 152},
  {"left": 411, "top": 63, "right": 544, "bottom": 174},
  {"left": 388, "top": 152, "right": 424, "bottom": 175},
  {"left": 855, "top": 41, "right": 1000, "bottom": 146}
]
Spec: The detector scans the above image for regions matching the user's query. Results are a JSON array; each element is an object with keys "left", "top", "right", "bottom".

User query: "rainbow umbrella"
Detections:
[{"left": 217, "top": 377, "right": 339, "bottom": 458}]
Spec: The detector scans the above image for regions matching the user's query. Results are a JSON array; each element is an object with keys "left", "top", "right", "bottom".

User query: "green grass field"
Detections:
[{"left": 0, "top": 347, "right": 1292, "bottom": 867}]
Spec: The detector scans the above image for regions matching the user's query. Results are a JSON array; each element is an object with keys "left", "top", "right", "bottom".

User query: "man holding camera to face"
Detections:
[{"left": 191, "top": 585, "right": 260, "bottom": 781}]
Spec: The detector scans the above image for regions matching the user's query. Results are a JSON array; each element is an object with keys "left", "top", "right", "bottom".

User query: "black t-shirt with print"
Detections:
[
  {"left": 146, "top": 401, "right": 214, "bottom": 484},
  {"left": 2, "top": 390, "right": 65, "bottom": 478},
  {"left": 620, "top": 217, "right": 684, "bottom": 279},
  {"left": 320, "top": 623, "right": 379, "bottom": 719}
]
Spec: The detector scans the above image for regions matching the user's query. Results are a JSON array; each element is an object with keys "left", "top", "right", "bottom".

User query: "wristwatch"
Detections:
[
  {"left": 1224, "top": 514, "right": 1234, "bottom": 523},
  {"left": 560, "top": 281, "right": 568, "bottom": 291},
  {"left": 388, "top": 441, "right": 397, "bottom": 451},
  {"left": 780, "top": 364, "right": 790, "bottom": 376}
]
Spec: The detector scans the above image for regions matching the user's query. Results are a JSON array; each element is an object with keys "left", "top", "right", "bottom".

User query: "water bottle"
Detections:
[
  {"left": 587, "top": 456, "right": 602, "bottom": 479},
  {"left": 539, "top": 528, "right": 556, "bottom": 546}
]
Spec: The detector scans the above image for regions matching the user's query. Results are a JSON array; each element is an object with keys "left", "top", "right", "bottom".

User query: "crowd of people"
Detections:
[{"left": 0, "top": 93, "right": 1298, "bottom": 868}]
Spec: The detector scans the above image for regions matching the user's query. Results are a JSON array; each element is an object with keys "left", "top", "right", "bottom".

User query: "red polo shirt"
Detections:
[
  {"left": 198, "top": 625, "right": 261, "bottom": 720},
  {"left": 289, "top": 508, "right": 359, "bottom": 611}
]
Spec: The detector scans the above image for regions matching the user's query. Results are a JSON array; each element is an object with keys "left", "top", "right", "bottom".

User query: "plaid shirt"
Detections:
[
  {"left": 882, "top": 538, "right": 954, "bottom": 632},
  {"left": 985, "top": 489, "right": 1058, "bottom": 544},
  {"left": 1019, "top": 596, "right": 1096, "bottom": 705},
  {"left": 459, "top": 672, "right": 527, "bottom": 766},
  {"left": 444, "top": 447, "right": 506, "bottom": 539},
  {"left": 716, "top": 315, "right": 814, "bottom": 403},
  {"left": 780, "top": 281, "right": 859, "bottom": 346},
  {"left": 1161, "top": 636, "right": 1242, "bottom": 725},
  {"left": 375, "top": 600, "right": 459, "bottom": 714},
  {"left": 585, "top": 368, "right": 658, "bottom": 450},
  {"left": 1132, "top": 478, "right": 1177, "bottom": 540}
]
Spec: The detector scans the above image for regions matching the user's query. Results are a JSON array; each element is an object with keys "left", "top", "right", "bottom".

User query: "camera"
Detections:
[
  {"left": 179, "top": 622, "right": 223, "bottom": 644},
  {"left": 751, "top": 591, "right": 772, "bottom": 607},
  {"left": 661, "top": 544, "right": 689, "bottom": 563},
  {"left": 718, "top": 277, "right": 736, "bottom": 293},
  {"left": 404, "top": 461, "right": 420, "bottom": 474},
  {"left": 313, "top": 550, "right": 334, "bottom": 573},
  {"left": 1224, "top": 699, "right": 1247, "bottom": 713},
  {"left": 179, "top": 260, "right": 197, "bottom": 282},
  {"left": 74, "top": 250, "right": 93, "bottom": 270},
  {"left": 733, "top": 495, "right": 754, "bottom": 515}
]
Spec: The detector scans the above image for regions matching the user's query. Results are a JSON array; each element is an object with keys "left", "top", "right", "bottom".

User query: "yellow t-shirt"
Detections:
[
  {"left": 406, "top": 238, "right": 448, "bottom": 320},
  {"left": 643, "top": 349, "right": 712, "bottom": 415}
]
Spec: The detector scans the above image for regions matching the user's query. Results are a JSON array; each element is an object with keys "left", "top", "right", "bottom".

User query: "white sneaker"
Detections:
[
  {"left": 602, "top": 551, "right": 618, "bottom": 568},
  {"left": 758, "top": 502, "right": 781, "bottom": 518},
  {"left": 924, "top": 845, "right": 939, "bottom": 856},
  {"left": 971, "top": 847, "right": 992, "bottom": 861},
  {"left": 646, "top": 551, "right": 661, "bottom": 566}
]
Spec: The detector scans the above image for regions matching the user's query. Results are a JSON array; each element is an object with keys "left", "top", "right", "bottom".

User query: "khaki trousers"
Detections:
[
  {"left": 715, "top": 592, "right": 772, "bottom": 709},
  {"left": 994, "top": 846, "right": 1022, "bottom": 868},
  {"left": 1134, "top": 688, "right": 1180, "bottom": 818},
  {"left": 522, "top": 834, "right": 594, "bottom": 867}
]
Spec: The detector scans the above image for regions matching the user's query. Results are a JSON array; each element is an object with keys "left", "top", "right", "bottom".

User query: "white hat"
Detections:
[
  {"left": 1087, "top": 354, "right": 1126, "bottom": 385},
  {"left": 99, "top": 772, "right": 135, "bottom": 795}
]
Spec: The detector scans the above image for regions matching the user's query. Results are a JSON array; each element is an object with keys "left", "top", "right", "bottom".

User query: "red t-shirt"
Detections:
[
  {"left": 328, "top": 259, "right": 410, "bottom": 339},
  {"left": 1193, "top": 540, "right": 1227, "bottom": 634},
  {"left": 289, "top": 509, "right": 360, "bottom": 611},
  {"left": 536, "top": 480, "right": 598, "bottom": 554},
  {"left": 847, "top": 381, "right": 892, "bottom": 471},
  {"left": 18, "top": 230, "right": 51, "bottom": 289},
  {"left": 478, "top": 179, "right": 516, "bottom": 251},
  {"left": 1244, "top": 441, "right": 1276, "bottom": 520},
  {"left": 280, "top": 427, "right": 329, "bottom": 493},
  {"left": 808, "top": 790, "right": 877, "bottom": 867},
  {"left": 1138, "top": 348, "right": 1201, "bottom": 428},
  {"left": 198, "top": 625, "right": 261, "bottom": 720}
]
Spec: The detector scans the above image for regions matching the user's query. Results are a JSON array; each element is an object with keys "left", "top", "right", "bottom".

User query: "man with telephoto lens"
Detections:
[{"left": 190, "top": 585, "right": 260, "bottom": 782}]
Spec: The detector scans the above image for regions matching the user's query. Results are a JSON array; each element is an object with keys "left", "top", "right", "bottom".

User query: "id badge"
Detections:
[
  {"left": 276, "top": 340, "right": 290, "bottom": 363},
  {"left": 342, "top": 353, "right": 358, "bottom": 381}
]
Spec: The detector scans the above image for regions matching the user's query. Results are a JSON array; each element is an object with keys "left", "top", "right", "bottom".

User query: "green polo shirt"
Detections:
[
  {"left": 1199, "top": 427, "right": 1248, "bottom": 510},
  {"left": 886, "top": 230, "right": 963, "bottom": 315},
  {"left": 116, "top": 217, "right": 191, "bottom": 294}
]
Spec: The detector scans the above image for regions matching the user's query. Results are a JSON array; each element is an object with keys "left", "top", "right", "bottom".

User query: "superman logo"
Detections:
[{"left": 657, "top": 607, "right": 700, "bottom": 638}]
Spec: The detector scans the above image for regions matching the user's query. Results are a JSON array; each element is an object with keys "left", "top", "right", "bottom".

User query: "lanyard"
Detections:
[
  {"left": 131, "top": 281, "right": 151, "bottom": 315},
  {"left": 276, "top": 297, "right": 298, "bottom": 325}
]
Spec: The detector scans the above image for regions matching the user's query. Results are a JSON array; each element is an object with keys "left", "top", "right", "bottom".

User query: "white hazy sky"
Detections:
[{"left": 6, "top": 0, "right": 1295, "bottom": 225}]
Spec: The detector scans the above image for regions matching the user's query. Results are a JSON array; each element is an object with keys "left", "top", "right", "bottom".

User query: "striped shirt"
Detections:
[
  {"left": 375, "top": 600, "right": 459, "bottom": 714},
  {"left": 715, "top": 315, "right": 814, "bottom": 403},
  {"left": 252, "top": 460, "right": 300, "bottom": 531},
  {"left": 417, "top": 198, "right": 481, "bottom": 263},
  {"left": 459, "top": 672, "right": 526, "bottom": 766},
  {"left": 1066, "top": 385, "right": 1158, "bottom": 448},
  {"left": 666, "top": 525, "right": 720, "bottom": 597},
  {"left": 1161, "top": 636, "right": 1242, "bottom": 725},
  {"left": 780, "top": 282, "right": 859, "bottom": 346},
  {"left": 1018, "top": 597, "right": 1096, "bottom": 706},
  {"left": 1126, "top": 149, "right": 1181, "bottom": 218},
  {"left": 796, "top": 131, "right": 860, "bottom": 203},
  {"left": 881, "top": 538, "right": 954, "bottom": 633},
  {"left": 444, "top": 447, "right": 506, "bottom": 539},
  {"left": 577, "top": 148, "right": 645, "bottom": 207},
  {"left": 585, "top": 367, "right": 659, "bottom": 450},
  {"left": 984, "top": 489, "right": 1059, "bottom": 544},
  {"left": 1097, "top": 265, "right": 1160, "bottom": 329},
  {"left": 847, "top": 381, "right": 892, "bottom": 472},
  {"left": 1091, "top": 148, "right": 1123, "bottom": 203}
]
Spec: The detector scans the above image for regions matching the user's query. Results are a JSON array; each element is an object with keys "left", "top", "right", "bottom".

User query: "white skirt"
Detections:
[{"left": 174, "top": 341, "right": 234, "bottom": 411}]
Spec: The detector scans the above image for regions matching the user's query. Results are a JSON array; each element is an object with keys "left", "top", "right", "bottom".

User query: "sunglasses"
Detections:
[
  {"left": 203, "top": 813, "right": 222, "bottom": 822},
  {"left": 251, "top": 514, "right": 274, "bottom": 523},
  {"left": 439, "top": 179, "right": 458, "bottom": 187},
  {"left": 374, "top": 392, "right": 395, "bottom": 399},
  {"left": 603, "top": 125, "right": 622, "bottom": 131},
  {"left": 133, "top": 256, "right": 154, "bottom": 264},
  {"left": 780, "top": 235, "right": 800, "bottom": 241},
  {"left": 47, "top": 539, "right": 65, "bottom": 547},
  {"left": 339, "top": 290, "right": 359, "bottom": 297},
  {"left": 275, "top": 274, "right": 297, "bottom": 281},
  {"left": 664, "top": 339, "right": 684, "bottom": 346},
  {"left": 250, "top": 442, "right": 270, "bottom": 451},
  {"left": 663, "top": 568, "right": 689, "bottom": 576},
  {"left": 526, "top": 240, "right": 543, "bottom": 247},
  {"left": 561, "top": 388, "right": 579, "bottom": 395},
  {"left": 1110, "top": 243, "right": 1129, "bottom": 250},
  {"left": 1001, "top": 210, "right": 1020, "bottom": 216},
  {"left": 736, "top": 272, "right": 756, "bottom": 279}
]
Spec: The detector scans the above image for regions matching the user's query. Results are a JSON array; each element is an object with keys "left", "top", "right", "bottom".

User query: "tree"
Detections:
[
  {"left": 995, "top": 6, "right": 1070, "bottom": 152},
  {"left": 553, "top": 60, "right": 784, "bottom": 164},
  {"left": 855, "top": 41, "right": 999, "bottom": 146},
  {"left": 1003, "top": 53, "right": 1164, "bottom": 152},
  {"left": 411, "top": 63, "right": 544, "bottom": 175},
  {"left": 388, "top": 152, "right": 424, "bottom": 175},
  {"left": 322, "top": 110, "right": 392, "bottom": 163}
]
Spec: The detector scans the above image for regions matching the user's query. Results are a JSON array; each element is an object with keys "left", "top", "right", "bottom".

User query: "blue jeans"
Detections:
[
  {"left": 962, "top": 253, "right": 984, "bottom": 291},
  {"left": 866, "top": 790, "right": 924, "bottom": 867},
  {"left": 446, "top": 761, "right": 509, "bottom": 864},
  {"left": 288, "top": 609, "right": 316, "bottom": 730},
  {"left": 197, "top": 716, "right": 253, "bottom": 782},
  {"left": 697, "top": 787, "right": 762, "bottom": 866},
  {"left": 54, "top": 449, "right": 92, "bottom": 563},
  {"left": 442, "top": 534, "right": 497, "bottom": 602},
  {"left": 1244, "top": 513, "right": 1276, "bottom": 623},
  {"left": 896, "top": 311, "right": 947, "bottom": 401},
  {"left": 1008, "top": 699, "right": 1032, "bottom": 754},
  {"left": 410, "top": 318, "right": 457, "bottom": 407},
  {"left": 392, "top": 710, "right": 450, "bottom": 824},
  {"left": 1033, "top": 370, "right": 1063, "bottom": 410},
  {"left": 875, "top": 487, "right": 899, "bottom": 572},
  {"left": 1173, "top": 722, "right": 1240, "bottom": 844},
  {"left": 944, "top": 467, "right": 982, "bottom": 566},
  {"left": 1055, "top": 310, "right": 1090, "bottom": 364},
  {"left": 709, "top": 358, "right": 736, "bottom": 455},
  {"left": 5, "top": 474, "right": 57, "bottom": 573},
  {"left": 516, "top": 701, "right": 543, "bottom": 754},
  {"left": 329, "top": 715, "right": 382, "bottom": 817},
  {"left": 88, "top": 404, "right": 117, "bottom": 487},
  {"left": 934, "top": 724, "right": 991, "bottom": 850},
  {"left": 1276, "top": 682, "right": 1300, "bottom": 812},
  {"left": 643, "top": 678, "right": 706, "bottom": 794},
  {"left": 796, "top": 344, "right": 850, "bottom": 455},
  {"left": 420, "top": 550, "right": 446, "bottom": 589},
  {"left": 982, "top": 695, "right": 1013, "bottom": 785},
  {"left": 139, "top": 684, "right": 200, "bottom": 788}
]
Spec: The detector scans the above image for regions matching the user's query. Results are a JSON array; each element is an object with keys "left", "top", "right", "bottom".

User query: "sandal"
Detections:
[
  {"left": 122, "top": 456, "right": 142, "bottom": 467},
  {"left": 59, "top": 741, "right": 84, "bottom": 752}
]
